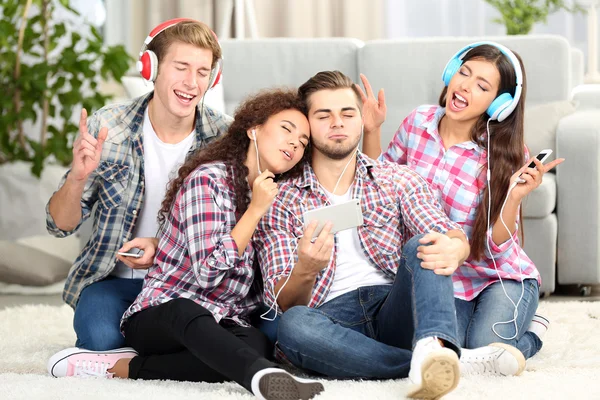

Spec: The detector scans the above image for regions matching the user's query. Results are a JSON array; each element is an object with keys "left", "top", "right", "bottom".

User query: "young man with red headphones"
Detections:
[{"left": 45, "top": 19, "right": 232, "bottom": 353}]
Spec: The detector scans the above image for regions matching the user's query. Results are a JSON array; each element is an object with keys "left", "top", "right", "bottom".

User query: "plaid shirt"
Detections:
[
  {"left": 381, "top": 105, "right": 540, "bottom": 301},
  {"left": 46, "top": 93, "right": 232, "bottom": 308},
  {"left": 255, "top": 153, "right": 462, "bottom": 310},
  {"left": 121, "top": 162, "right": 262, "bottom": 328}
]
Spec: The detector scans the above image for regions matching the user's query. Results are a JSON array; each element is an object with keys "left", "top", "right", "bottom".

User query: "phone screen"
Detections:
[{"left": 527, "top": 151, "right": 550, "bottom": 168}]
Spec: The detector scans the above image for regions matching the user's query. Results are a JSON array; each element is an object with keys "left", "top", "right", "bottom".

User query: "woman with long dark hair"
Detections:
[
  {"left": 363, "top": 43, "right": 563, "bottom": 374},
  {"left": 48, "top": 89, "right": 324, "bottom": 400}
]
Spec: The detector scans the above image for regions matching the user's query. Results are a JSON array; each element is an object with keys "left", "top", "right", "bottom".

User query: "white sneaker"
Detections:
[
  {"left": 407, "top": 337, "right": 460, "bottom": 400},
  {"left": 47, "top": 347, "right": 138, "bottom": 378},
  {"left": 251, "top": 368, "right": 324, "bottom": 400},
  {"left": 527, "top": 314, "right": 550, "bottom": 340},
  {"left": 460, "top": 343, "right": 525, "bottom": 376}
]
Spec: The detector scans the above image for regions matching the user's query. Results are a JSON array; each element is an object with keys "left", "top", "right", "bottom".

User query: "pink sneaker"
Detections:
[{"left": 47, "top": 347, "right": 138, "bottom": 378}]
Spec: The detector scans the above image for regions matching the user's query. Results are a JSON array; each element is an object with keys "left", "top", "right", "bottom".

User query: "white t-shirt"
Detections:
[
  {"left": 322, "top": 187, "right": 392, "bottom": 304},
  {"left": 112, "top": 110, "right": 195, "bottom": 279}
]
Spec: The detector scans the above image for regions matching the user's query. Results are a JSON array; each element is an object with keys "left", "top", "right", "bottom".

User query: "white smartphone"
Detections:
[
  {"left": 517, "top": 149, "right": 552, "bottom": 183},
  {"left": 117, "top": 251, "right": 142, "bottom": 258},
  {"left": 303, "top": 199, "right": 364, "bottom": 239}
]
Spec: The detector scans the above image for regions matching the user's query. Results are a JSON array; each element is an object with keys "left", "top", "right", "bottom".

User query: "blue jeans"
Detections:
[
  {"left": 454, "top": 278, "right": 542, "bottom": 359},
  {"left": 276, "top": 234, "right": 460, "bottom": 379},
  {"left": 253, "top": 306, "right": 279, "bottom": 345},
  {"left": 73, "top": 276, "right": 143, "bottom": 351}
]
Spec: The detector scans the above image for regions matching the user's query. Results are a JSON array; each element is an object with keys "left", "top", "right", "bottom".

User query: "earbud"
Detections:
[{"left": 252, "top": 129, "right": 256, "bottom": 140}]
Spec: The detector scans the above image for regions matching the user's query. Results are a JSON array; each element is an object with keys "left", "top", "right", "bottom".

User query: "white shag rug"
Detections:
[{"left": 1, "top": 301, "right": 599, "bottom": 400}]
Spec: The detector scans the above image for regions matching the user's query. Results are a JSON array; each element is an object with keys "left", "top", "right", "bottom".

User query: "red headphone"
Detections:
[{"left": 136, "top": 18, "right": 222, "bottom": 88}]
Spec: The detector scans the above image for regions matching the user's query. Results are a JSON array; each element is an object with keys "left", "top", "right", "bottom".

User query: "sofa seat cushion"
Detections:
[{"left": 522, "top": 173, "right": 556, "bottom": 218}]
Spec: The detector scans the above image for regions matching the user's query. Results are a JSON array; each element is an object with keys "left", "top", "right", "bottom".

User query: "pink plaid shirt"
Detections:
[
  {"left": 122, "top": 162, "right": 261, "bottom": 328},
  {"left": 381, "top": 105, "right": 540, "bottom": 301},
  {"left": 255, "top": 153, "right": 461, "bottom": 310}
]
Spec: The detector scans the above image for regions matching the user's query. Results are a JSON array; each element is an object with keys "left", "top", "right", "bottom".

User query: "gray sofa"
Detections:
[{"left": 220, "top": 35, "right": 600, "bottom": 296}]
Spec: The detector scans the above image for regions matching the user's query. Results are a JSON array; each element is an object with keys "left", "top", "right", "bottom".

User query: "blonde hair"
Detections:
[{"left": 147, "top": 20, "right": 221, "bottom": 70}]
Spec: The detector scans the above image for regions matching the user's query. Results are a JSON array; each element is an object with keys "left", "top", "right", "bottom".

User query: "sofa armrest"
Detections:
[
  {"left": 571, "top": 84, "right": 600, "bottom": 110},
  {"left": 556, "top": 109, "right": 600, "bottom": 284}
]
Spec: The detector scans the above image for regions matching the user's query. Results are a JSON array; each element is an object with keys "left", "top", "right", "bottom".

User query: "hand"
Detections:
[
  {"left": 417, "top": 232, "right": 463, "bottom": 275},
  {"left": 297, "top": 221, "right": 334, "bottom": 276},
  {"left": 70, "top": 108, "right": 108, "bottom": 182},
  {"left": 248, "top": 169, "right": 278, "bottom": 218},
  {"left": 355, "top": 73, "right": 386, "bottom": 134},
  {"left": 509, "top": 156, "right": 565, "bottom": 201},
  {"left": 116, "top": 237, "right": 159, "bottom": 269}
]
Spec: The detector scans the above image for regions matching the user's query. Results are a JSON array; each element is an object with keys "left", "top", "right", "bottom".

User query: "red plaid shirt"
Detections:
[
  {"left": 122, "top": 162, "right": 261, "bottom": 328},
  {"left": 255, "top": 153, "right": 461, "bottom": 310}
]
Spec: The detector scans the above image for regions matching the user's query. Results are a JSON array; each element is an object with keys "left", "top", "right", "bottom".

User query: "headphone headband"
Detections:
[{"left": 442, "top": 41, "right": 523, "bottom": 122}]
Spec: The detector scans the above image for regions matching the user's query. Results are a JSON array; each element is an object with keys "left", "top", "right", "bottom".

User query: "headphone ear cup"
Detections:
[
  {"left": 487, "top": 93, "right": 513, "bottom": 121},
  {"left": 138, "top": 50, "right": 158, "bottom": 82},
  {"left": 208, "top": 59, "right": 223, "bottom": 89},
  {"left": 442, "top": 58, "right": 462, "bottom": 86}
]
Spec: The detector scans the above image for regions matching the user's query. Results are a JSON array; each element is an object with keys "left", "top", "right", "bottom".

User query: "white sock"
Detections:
[{"left": 527, "top": 314, "right": 550, "bottom": 340}]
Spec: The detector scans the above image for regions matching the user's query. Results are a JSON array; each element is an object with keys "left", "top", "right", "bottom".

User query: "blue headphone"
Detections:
[{"left": 442, "top": 41, "right": 523, "bottom": 122}]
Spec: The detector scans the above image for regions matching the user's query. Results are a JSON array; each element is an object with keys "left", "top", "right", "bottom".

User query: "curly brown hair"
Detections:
[{"left": 158, "top": 88, "right": 308, "bottom": 227}]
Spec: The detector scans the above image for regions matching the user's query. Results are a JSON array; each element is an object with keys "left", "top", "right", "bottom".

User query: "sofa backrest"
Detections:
[
  {"left": 358, "top": 35, "right": 573, "bottom": 147},
  {"left": 220, "top": 38, "right": 364, "bottom": 115}
]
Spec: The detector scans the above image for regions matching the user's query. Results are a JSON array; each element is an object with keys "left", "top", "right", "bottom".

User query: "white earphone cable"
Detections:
[{"left": 484, "top": 118, "right": 524, "bottom": 341}]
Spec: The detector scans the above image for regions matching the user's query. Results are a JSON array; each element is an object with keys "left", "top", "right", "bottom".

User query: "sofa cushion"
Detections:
[
  {"left": 220, "top": 38, "right": 364, "bottom": 115},
  {"left": 524, "top": 100, "right": 577, "bottom": 161},
  {"left": 0, "top": 241, "right": 71, "bottom": 286},
  {"left": 522, "top": 172, "right": 556, "bottom": 219}
]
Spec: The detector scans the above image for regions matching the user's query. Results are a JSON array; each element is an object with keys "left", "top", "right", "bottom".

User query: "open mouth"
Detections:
[
  {"left": 451, "top": 92, "right": 468, "bottom": 111},
  {"left": 281, "top": 150, "right": 294, "bottom": 161},
  {"left": 174, "top": 90, "right": 196, "bottom": 104}
]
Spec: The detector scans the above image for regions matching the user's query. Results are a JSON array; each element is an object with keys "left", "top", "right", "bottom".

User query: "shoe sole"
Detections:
[
  {"left": 47, "top": 347, "right": 138, "bottom": 377},
  {"left": 489, "top": 342, "right": 527, "bottom": 376},
  {"left": 406, "top": 349, "right": 460, "bottom": 400},
  {"left": 257, "top": 371, "right": 324, "bottom": 400}
]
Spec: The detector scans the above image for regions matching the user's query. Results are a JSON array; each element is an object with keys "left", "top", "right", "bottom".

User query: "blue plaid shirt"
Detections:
[{"left": 46, "top": 92, "right": 232, "bottom": 308}]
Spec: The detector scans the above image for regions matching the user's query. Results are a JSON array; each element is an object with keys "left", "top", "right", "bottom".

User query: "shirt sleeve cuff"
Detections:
[
  {"left": 204, "top": 233, "right": 242, "bottom": 270},
  {"left": 486, "top": 227, "right": 518, "bottom": 256},
  {"left": 45, "top": 201, "right": 82, "bottom": 238}
]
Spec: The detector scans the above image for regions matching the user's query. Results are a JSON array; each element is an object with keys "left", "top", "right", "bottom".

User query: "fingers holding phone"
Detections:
[
  {"left": 116, "top": 237, "right": 158, "bottom": 269},
  {"left": 510, "top": 149, "right": 564, "bottom": 199},
  {"left": 297, "top": 221, "right": 334, "bottom": 276}
]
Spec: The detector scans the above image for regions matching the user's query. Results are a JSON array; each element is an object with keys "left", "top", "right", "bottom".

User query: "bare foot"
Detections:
[{"left": 108, "top": 357, "right": 133, "bottom": 378}]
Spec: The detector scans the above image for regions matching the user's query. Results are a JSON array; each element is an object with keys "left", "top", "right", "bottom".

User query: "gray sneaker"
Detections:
[{"left": 251, "top": 368, "right": 324, "bottom": 400}]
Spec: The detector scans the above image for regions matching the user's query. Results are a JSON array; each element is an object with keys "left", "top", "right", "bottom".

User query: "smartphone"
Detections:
[
  {"left": 117, "top": 251, "right": 142, "bottom": 258},
  {"left": 517, "top": 149, "right": 552, "bottom": 183},
  {"left": 303, "top": 199, "right": 364, "bottom": 239}
]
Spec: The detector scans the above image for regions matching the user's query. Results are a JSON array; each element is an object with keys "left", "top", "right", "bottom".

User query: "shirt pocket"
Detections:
[
  {"left": 97, "top": 161, "right": 129, "bottom": 209},
  {"left": 440, "top": 174, "right": 480, "bottom": 225},
  {"left": 362, "top": 203, "right": 402, "bottom": 255},
  {"left": 409, "top": 158, "right": 434, "bottom": 179}
]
